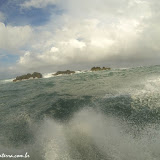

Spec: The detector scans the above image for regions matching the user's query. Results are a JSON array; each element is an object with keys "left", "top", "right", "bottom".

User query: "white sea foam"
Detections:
[
  {"left": 75, "top": 70, "right": 88, "bottom": 74},
  {"left": 33, "top": 108, "right": 160, "bottom": 160},
  {"left": 43, "top": 70, "right": 88, "bottom": 79},
  {"left": 147, "top": 77, "right": 160, "bottom": 83},
  {"left": 43, "top": 73, "right": 55, "bottom": 79},
  {"left": 0, "top": 79, "right": 14, "bottom": 84},
  {"left": 1, "top": 108, "right": 160, "bottom": 160},
  {"left": 118, "top": 67, "right": 130, "bottom": 70},
  {"left": 4, "top": 79, "right": 14, "bottom": 82}
]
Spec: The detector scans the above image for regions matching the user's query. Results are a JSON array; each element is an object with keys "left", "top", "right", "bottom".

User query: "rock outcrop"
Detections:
[
  {"left": 13, "top": 72, "right": 42, "bottom": 82},
  {"left": 91, "top": 67, "right": 111, "bottom": 71},
  {"left": 53, "top": 70, "right": 75, "bottom": 76}
]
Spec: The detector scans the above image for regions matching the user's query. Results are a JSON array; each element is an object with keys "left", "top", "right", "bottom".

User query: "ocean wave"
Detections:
[
  {"left": 1, "top": 108, "right": 160, "bottom": 160},
  {"left": 43, "top": 73, "right": 55, "bottom": 78},
  {"left": 75, "top": 70, "right": 88, "bottom": 74},
  {"left": 0, "top": 78, "right": 14, "bottom": 84},
  {"left": 43, "top": 70, "right": 89, "bottom": 79},
  {"left": 1, "top": 65, "right": 160, "bottom": 159}
]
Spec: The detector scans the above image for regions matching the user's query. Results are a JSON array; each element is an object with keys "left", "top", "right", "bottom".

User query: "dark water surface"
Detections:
[{"left": 1, "top": 66, "right": 160, "bottom": 160}]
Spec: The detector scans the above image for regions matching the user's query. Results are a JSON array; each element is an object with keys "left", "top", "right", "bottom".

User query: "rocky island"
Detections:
[
  {"left": 91, "top": 67, "right": 111, "bottom": 71},
  {"left": 53, "top": 70, "right": 75, "bottom": 76},
  {"left": 13, "top": 72, "right": 42, "bottom": 82}
]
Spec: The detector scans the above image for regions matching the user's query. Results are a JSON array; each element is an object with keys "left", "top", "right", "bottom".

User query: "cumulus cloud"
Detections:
[
  {"left": 3, "top": 0, "right": 160, "bottom": 73},
  {"left": 0, "top": 22, "right": 33, "bottom": 52},
  {"left": 16, "top": 16, "right": 147, "bottom": 69}
]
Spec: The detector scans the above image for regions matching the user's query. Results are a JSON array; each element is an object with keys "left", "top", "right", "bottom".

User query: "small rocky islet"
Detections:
[
  {"left": 53, "top": 67, "right": 111, "bottom": 76},
  {"left": 13, "top": 67, "right": 111, "bottom": 82},
  {"left": 13, "top": 72, "right": 42, "bottom": 82},
  {"left": 91, "top": 67, "right": 111, "bottom": 71},
  {"left": 53, "top": 70, "right": 75, "bottom": 76}
]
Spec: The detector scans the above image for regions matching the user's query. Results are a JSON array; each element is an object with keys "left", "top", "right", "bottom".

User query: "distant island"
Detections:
[
  {"left": 53, "top": 67, "right": 111, "bottom": 76},
  {"left": 53, "top": 70, "right": 75, "bottom": 76},
  {"left": 13, "top": 72, "right": 42, "bottom": 82},
  {"left": 13, "top": 67, "right": 111, "bottom": 82},
  {"left": 91, "top": 67, "right": 111, "bottom": 71}
]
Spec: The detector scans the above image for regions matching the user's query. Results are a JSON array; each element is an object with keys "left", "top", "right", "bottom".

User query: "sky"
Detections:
[{"left": 0, "top": 0, "right": 160, "bottom": 79}]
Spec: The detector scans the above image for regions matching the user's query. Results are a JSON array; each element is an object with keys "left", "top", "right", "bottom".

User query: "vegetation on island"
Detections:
[{"left": 13, "top": 72, "right": 42, "bottom": 82}]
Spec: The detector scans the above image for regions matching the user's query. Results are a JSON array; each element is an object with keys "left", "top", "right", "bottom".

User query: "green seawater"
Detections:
[{"left": 1, "top": 65, "right": 160, "bottom": 160}]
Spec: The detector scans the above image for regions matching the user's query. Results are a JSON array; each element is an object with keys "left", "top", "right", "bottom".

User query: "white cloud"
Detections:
[
  {"left": 10, "top": 0, "right": 160, "bottom": 72},
  {"left": 18, "top": 51, "right": 31, "bottom": 65},
  {"left": 50, "top": 47, "right": 59, "bottom": 53},
  {"left": 0, "top": 22, "right": 33, "bottom": 52},
  {"left": 60, "top": 39, "right": 86, "bottom": 49},
  {"left": 17, "top": 17, "right": 142, "bottom": 69},
  {"left": 21, "top": 0, "right": 59, "bottom": 9}
]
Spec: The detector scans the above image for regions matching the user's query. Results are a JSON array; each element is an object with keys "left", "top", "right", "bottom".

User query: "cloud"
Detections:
[
  {"left": 21, "top": 0, "right": 59, "bottom": 9},
  {"left": 17, "top": 17, "right": 142, "bottom": 70},
  {"left": 2, "top": 0, "right": 160, "bottom": 74},
  {"left": 0, "top": 22, "right": 33, "bottom": 52}
]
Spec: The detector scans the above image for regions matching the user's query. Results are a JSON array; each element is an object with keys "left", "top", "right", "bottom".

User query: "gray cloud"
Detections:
[
  {"left": 2, "top": 0, "right": 160, "bottom": 75},
  {"left": 0, "top": 23, "right": 33, "bottom": 52}
]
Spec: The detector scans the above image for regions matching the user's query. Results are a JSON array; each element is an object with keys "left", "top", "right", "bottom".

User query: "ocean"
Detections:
[{"left": 1, "top": 65, "right": 160, "bottom": 160}]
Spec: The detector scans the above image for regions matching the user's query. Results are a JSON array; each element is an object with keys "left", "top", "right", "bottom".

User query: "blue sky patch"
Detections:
[
  {"left": 0, "top": 54, "right": 19, "bottom": 65},
  {"left": 0, "top": 0, "right": 61, "bottom": 26}
]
